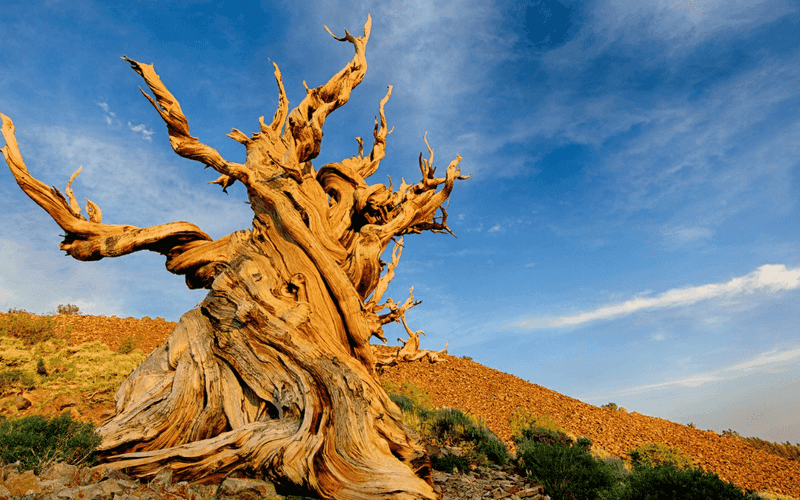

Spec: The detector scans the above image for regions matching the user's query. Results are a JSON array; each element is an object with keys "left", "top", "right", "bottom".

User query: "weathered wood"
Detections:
[{"left": 1, "top": 15, "right": 467, "bottom": 499}]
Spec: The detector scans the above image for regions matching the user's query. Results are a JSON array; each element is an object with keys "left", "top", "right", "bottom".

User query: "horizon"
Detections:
[{"left": 1, "top": 1, "right": 799, "bottom": 445}]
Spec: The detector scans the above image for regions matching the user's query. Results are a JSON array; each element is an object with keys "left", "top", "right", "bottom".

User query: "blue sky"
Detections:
[{"left": 1, "top": 1, "right": 799, "bottom": 444}]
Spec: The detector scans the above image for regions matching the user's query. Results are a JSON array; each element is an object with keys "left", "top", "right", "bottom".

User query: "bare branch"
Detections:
[
  {"left": 267, "top": 61, "right": 289, "bottom": 134},
  {"left": 366, "top": 237, "right": 403, "bottom": 309},
  {"left": 284, "top": 15, "right": 372, "bottom": 164},
  {"left": 121, "top": 56, "right": 248, "bottom": 187},
  {"left": 358, "top": 85, "right": 394, "bottom": 179},
  {"left": 1, "top": 113, "right": 224, "bottom": 287}
]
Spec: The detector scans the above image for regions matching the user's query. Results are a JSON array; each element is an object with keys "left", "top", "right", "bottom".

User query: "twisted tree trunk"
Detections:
[{"left": 1, "top": 16, "right": 467, "bottom": 499}]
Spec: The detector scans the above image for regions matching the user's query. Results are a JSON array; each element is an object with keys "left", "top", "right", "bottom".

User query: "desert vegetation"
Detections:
[
  {"left": 721, "top": 428, "right": 800, "bottom": 463},
  {"left": 382, "top": 381, "right": 770, "bottom": 500},
  {"left": 1, "top": 310, "right": 798, "bottom": 500},
  {"left": 0, "top": 307, "right": 146, "bottom": 419}
]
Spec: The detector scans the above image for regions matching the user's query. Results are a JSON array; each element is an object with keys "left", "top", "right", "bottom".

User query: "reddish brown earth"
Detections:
[{"left": 4, "top": 314, "right": 798, "bottom": 498}]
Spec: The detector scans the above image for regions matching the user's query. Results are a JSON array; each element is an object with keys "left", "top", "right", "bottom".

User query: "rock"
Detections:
[
  {"left": 0, "top": 462, "right": 20, "bottom": 482},
  {"left": 12, "top": 395, "right": 31, "bottom": 410},
  {"left": 0, "top": 484, "right": 10, "bottom": 499},
  {"left": 216, "top": 477, "right": 281, "bottom": 500},
  {"left": 4, "top": 469, "right": 41, "bottom": 496},
  {"left": 51, "top": 394, "right": 79, "bottom": 410},
  {"left": 149, "top": 468, "right": 173, "bottom": 494},
  {"left": 433, "top": 465, "right": 547, "bottom": 500},
  {"left": 39, "top": 463, "right": 78, "bottom": 485},
  {"left": 87, "top": 464, "right": 136, "bottom": 484}
]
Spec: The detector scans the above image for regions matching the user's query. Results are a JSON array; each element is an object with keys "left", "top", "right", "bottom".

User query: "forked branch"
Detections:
[
  {"left": 122, "top": 57, "right": 249, "bottom": 186},
  {"left": 284, "top": 15, "right": 372, "bottom": 164},
  {"left": 1, "top": 113, "right": 231, "bottom": 287}
]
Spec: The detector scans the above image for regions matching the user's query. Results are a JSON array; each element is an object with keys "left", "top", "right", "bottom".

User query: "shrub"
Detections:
[
  {"left": 576, "top": 436, "right": 593, "bottom": 452},
  {"left": 462, "top": 423, "right": 512, "bottom": 465},
  {"left": 600, "top": 456, "right": 632, "bottom": 482},
  {"left": 383, "top": 381, "right": 434, "bottom": 414},
  {"left": 517, "top": 441, "right": 616, "bottom": 500},
  {"left": 0, "top": 369, "right": 36, "bottom": 393},
  {"left": 382, "top": 383, "right": 510, "bottom": 467},
  {"left": 509, "top": 408, "right": 566, "bottom": 439},
  {"left": 0, "top": 413, "right": 101, "bottom": 474},
  {"left": 429, "top": 408, "right": 474, "bottom": 445},
  {"left": 420, "top": 407, "right": 511, "bottom": 467},
  {"left": 431, "top": 454, "right": 471, "bottom": 473},
  {"left": 56, "top": 304, "right": 80, "bottom": 315},
  {"left": 118, "top": 335, "right": 138, "bottom": 355},
  {"left": 601, "top": 402, "right": 618, "bottom": 411},
  {"left": 0, "top": 310, "right": 60, "bottom": 345},
  {"left": 627, "top": 443, "right": 694, "bottom": 470},
  {"left": 598, "top": 464, "right": 756, "bottom": 500},
  {"left": 514, "top": 426, "right": 574, "bottom": 448}
]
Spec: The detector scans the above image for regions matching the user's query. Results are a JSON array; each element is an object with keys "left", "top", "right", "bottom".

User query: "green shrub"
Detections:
[
  {"left": 0, "top": 369, "right": 36, "bottom": 393},
  {"left": 517, "top": 441, "right": 616, "bottom": 500},
  {"left": 427, "top": 408, "right": 511, "bottom": 466},
  {"left": 383, "top": 383, "right": 510, "bottom": 467},
  {"left": 514, "top": 426, "right": 574, "bottom": 448},
  {"left": 509, "top": 408, "right": 566, "bottom": 438},
  {"left": 600, "top": 456, "right": 632, "bottom": 482},
  {"left": 0, "top": 413, "right": 101, "bottom": 474},
  {"left": 56, "top": 304, "right": 80, "bottom": 315},
  {"left": 431, "top": 454, "right": 471, "bottom": 473},
  {"left": 117, "top": 335, "right": 138, "bottom": 355},
  {"left": 0, "top": 310, "right": 60, "bottom": 345},
  {"left": 576, "top": 436, "right": 593, "bottom": 452},
  {"left": 627, "top": 443, "right": 694, "bottom": 470},
  {"left": 601, "top": 403, "right": 618, "bottom": 411},
  {"left": 462, "top": 424, "right": 512, "bottom": 465},
  {"left": 383, "top": 381, "right": 434, "bottom": 413},
  {"left": 430, "top": 408, "right": 474, "bottom": 444},
  {"left": 598, "top": 464, "right": 756, "bottom": 500}
]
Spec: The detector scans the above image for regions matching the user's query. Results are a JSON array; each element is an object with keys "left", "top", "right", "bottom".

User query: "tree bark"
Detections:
[{"left": 1, "top": 15, "right": 467, "bottom": 499}]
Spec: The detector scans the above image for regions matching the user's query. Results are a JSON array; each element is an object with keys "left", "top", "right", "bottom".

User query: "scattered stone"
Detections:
[
  {"left": 433, "top": 464, "right": 550, "bottom": 500},
  {"left": 12, "top": 395, "right": 31, "bottom": 410},
  {"left": 216, "top": 477, "right": 281, "bottom": 500},
  {"left": 149, "top": 469, "right": 174, "bottom": 494},
  {"left": 4, "top": 469, "right": 41, "bottom": 496},
  {"left": 39, "top": 463, "right": 78, "bottom": 485}
]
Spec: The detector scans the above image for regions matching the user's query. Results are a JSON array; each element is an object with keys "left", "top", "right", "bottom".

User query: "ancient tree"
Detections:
[{"left": 0, "top": 17, "right": 467, "bottom": 500}]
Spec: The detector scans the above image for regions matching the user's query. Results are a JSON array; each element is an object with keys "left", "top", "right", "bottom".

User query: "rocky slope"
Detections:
[{"left": 1, "top": 313, "right": 797, "bottom": 498}]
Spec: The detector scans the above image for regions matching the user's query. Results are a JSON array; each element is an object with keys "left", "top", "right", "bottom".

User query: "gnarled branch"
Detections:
[
  {"left": 122, "top": 56, "right": 249, "bottom": 186},
  {"left": 1, "top": 113, "right": 232, "bottom": 287}
]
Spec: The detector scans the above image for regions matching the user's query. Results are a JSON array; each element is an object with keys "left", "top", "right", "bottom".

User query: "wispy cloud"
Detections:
[
  {"left": 97, "top": 101, "right": 115, "bottom": 125},
  {"left": 97, "top": 101, "right": 154, "bottom": 141},
  {"left": 512, "top": 264, "right": 800, "bottom": 329},
  {"left": 127, "top": 122, "right": 154, "bottom": 141},
  {"left": 582, "top": 346, "right": 800, "bottom": 400}
]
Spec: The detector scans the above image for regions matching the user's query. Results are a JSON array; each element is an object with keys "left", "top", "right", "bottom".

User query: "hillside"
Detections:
[{"left": 1, "top": 312, "right": 797, "bottom": 498}]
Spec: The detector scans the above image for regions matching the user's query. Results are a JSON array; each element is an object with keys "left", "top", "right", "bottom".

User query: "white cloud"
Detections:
[
  {"left": 128, "top": 122, "right": 154, "bottom": 141},
  {"left": 488, "top": 224, "right": 503, "bottom": 233},
  {"left": 512, "top": 264, "right": 800, "bottom": 329},
  {"left": 661, "top": 226, "right": 713, "bottom": 245},
  {"left": 582, "top": 345, "right": 800, "bottom": 399},
  {"left": 97, "top": 101, "right": 117, "bottom": 127},
  {"left": 724, "top": 348, "right": 800, "bottom": 373}
]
